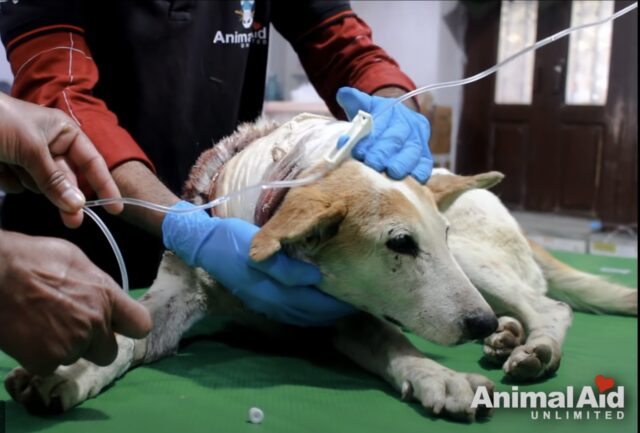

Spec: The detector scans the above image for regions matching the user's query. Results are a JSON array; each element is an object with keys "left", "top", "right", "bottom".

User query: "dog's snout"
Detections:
[{"left": 462, "top": 312, "right": 498, "bottom": 341}]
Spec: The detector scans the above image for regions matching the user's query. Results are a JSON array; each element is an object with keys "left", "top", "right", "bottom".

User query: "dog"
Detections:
[{"left": 5, "top": 113, "right": 637, "bottom": 421}]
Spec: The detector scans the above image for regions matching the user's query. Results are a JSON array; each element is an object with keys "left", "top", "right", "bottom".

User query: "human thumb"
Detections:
[
  {"left": 25, "top": 146, "right": 86, "bottom": 212},
  {"left": 336, "top": 87, "right": 369, "bottom": 120}
]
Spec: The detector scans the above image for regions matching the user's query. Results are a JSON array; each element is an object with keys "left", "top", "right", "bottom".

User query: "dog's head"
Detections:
[{"left": 250, "top": 161, "right": 502, "bottom": 345}]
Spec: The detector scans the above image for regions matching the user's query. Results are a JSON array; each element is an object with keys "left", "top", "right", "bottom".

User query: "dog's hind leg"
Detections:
[
  {"left": 5, "top": 253, "right": 211, "bottom": 414},
  {"left": 529, "top": 239, "right": 637, "bottom": 315},
  {"left": 332, "top": 314, "right": 494, "bottom": 422}
]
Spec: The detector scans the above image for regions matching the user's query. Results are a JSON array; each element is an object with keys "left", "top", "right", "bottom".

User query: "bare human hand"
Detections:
[
  {"left": 0, "top": 93, "right": 123, "bottom": 227},
  {"left": 0, "top": 230, "right": 152, "bottom": 375}
]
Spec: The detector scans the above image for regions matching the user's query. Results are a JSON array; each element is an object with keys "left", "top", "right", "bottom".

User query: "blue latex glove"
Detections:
[
  {"left": 336, "top": 87, "right": 433, "bottom": 184},
  {"left": 162, "top": 201, "right": 356, "bottom": 326}
]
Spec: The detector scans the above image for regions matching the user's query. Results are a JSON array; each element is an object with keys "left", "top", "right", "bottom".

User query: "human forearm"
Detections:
[
  {"left": 373, "top": 87, "right": 420, "bottom": 112},
  {"left": 111, "top": 161, "right": 180, "bottom": 237},
  {"left": 6, "top": 32, "right": 155, "bottom": 195},
  {"left": 283, "top": 11, "right": 417, "bottom": 119}
]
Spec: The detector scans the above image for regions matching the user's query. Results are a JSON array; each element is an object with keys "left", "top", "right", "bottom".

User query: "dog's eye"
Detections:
[
  {"left": 445, "top": 226, "right": 450, "bottom": 242},
  {"left": 386, "top": 234, "right": 419, "bottom": 256}
]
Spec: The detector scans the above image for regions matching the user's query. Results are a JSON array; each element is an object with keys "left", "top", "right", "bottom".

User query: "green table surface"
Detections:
[{"left": 1, "top": 251, "right": 637, "bottom": 433}]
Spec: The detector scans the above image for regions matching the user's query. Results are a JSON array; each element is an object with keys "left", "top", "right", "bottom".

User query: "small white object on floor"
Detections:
[{"left": 249, "top": 407, "right": 264, "bottom": 424}]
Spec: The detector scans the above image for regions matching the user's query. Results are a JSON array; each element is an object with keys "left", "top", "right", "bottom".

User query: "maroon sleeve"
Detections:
[
  {"left": 286, "top": 10, "right": 417, "bottom": 119},
  {"left": 5, "top": 29, "right": 155, "bottom": 195}
]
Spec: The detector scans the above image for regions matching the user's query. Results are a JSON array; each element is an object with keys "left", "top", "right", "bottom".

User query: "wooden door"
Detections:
[{"left": 457, "top": 0, "right": 637, "bottom": 225}]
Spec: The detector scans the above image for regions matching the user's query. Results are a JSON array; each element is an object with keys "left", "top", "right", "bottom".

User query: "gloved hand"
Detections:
[
  {"left": 336, "top": 87, "right": 433, "bottom": 184},
  {"left": 162, "top": 201, "right": 356, "bottom": 326}
]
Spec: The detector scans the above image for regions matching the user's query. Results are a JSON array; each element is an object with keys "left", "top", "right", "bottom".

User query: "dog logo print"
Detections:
[
  {"left": 214, "top": 0, "right": 266, "bottom": 48},
  {"left": 235, "top": 0, "right": 255, "bottom": 29}
]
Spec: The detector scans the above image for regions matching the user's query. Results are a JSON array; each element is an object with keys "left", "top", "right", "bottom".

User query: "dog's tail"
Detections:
[{"left": 529, "top": 239, "right": 637, "bottom": 316}]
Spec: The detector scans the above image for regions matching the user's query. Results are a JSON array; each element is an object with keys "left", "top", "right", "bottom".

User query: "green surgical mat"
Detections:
[{"left": 0, "top": 251, "right": 637, "bottom": 433}]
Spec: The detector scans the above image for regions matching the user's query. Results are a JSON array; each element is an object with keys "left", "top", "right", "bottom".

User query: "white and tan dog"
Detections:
[{"left": 5, "top": 114, "right": 637, "bottom": 421}]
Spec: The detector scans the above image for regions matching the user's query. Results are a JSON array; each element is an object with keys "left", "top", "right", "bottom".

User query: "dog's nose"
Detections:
[{"left": 462, "top": 312, "right": 498, "bottom": 340}]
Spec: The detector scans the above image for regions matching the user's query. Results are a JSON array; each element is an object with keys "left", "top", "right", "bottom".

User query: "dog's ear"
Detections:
[
  {"left": 250, "top": 187, "right": 347, "bottom": 261},
  {"left": 427, "top": 171, "right": 504, "bottom": 211}
]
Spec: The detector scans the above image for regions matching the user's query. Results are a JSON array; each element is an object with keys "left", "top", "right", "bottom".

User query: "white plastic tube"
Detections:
[
  {"left": 82, "top": 207, "right": 129, "bottom": 293},
  {"left": 84, "top": 171, "right": 328, "bottom": 214},
  {"left": 380, "top": 1, "right": 638, "bottom": 114}
]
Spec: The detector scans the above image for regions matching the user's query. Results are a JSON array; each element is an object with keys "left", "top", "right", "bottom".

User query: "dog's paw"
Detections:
[
  {"left": 4, "top": 336, "right": 136, "bottom": 415},
  {"left": 503, "top": 336, "right": 561, "bottom": 381},
  {"left": 4, "top": 362, "right": 93, "bottom": 415},
  {"left": 397, "top": 362, "right": 494, "bottom": 421},
  {"left": 483, "top": 316, "right": 525, "bottom": 364}
]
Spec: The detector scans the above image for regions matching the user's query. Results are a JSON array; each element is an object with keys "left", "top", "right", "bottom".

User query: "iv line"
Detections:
[{"left": 386, "top": 1, "right": 638, "bottom": 111}]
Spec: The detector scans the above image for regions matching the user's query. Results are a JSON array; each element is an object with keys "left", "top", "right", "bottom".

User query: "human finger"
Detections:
[
  {"left": 50, "top": 123, "right": 122, "bottom": 215},
  {"left": 109, "top": 287, "right": 153, "bottom": 339}
]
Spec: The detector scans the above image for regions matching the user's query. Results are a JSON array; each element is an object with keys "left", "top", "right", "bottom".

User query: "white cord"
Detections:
[
  {"left": 388, "top": 1, "right": 638, "bottom": 110},
  {"left": 82, "top": 207, "right": 129, "bottom": 293}
]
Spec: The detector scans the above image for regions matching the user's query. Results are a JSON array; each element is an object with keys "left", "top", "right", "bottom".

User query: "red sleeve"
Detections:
[
  {"left": 292, "top": 11, "right": 417, "bottom": 119},
  {"left": 6, "top": 28, "right": 155, "bottom": 195}
]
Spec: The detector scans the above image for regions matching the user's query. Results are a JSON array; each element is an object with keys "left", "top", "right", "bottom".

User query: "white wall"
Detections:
[
  {"left": 0, "top": 42, "right": 12, "bottom": 85},
  {"left": 266, "top": 0, "right": 467, "bottom": 170},
  {"left": 0, "top": 43, "right": 11, "bottom": 200}
]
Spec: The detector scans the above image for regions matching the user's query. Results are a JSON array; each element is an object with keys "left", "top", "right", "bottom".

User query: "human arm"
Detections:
[
  {"left": 0, "top": 4, "right": 355, "bottom": 325},
  {"left": 0, "top": 9, "right": 177, "bottom": 232},
  {"left": 271, "top": 2, "right": 419, "bottom": 118},
  {"left": 0, "top": 92, "right": 123, "bottom": 227},
  {"left": 272, "top": 2, "right": 432, "bottom": 183},
  {"left": 0, "top": 6, "right": 156, "bottom": 198},
  {"left": 0, "top": 230, "right": 152, "bottom": 376}
]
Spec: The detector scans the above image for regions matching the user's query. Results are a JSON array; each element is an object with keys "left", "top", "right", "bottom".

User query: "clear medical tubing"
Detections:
[
  {"left": 82, "top": 207, "right": 130, "bottom": 292},
  {"left": 84, "top": 171, "right": 326, "bottom": 215},
  {"left": 83, "top": 1, "right": 637, "bottom": 291},
  {"left": 386, "top": 1, "right": 638, "bottom": 113}
]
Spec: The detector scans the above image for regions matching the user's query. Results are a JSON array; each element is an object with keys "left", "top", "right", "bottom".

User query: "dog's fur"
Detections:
[{"left": 5, "top": 114, "right": 637, "bottom": 421}]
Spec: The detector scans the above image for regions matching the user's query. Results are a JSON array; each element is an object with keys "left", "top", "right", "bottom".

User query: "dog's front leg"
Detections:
[
  {"left": 332, "top": 314, "right": 493, "bottom": 422},
  {"left": 4, "top": 253, "right": 210, "bottom": 414},
  {"left": 4, "top": 335, "right": 140, "bottom": 415}
]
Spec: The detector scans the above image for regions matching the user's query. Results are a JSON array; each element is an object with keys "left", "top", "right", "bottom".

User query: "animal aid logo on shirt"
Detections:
[
  {"left": 470, "top": 375, "right": 626, "bottom": 421},
  {"left": 212, "top": 0, "right": 268, "bottom": 49}
]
